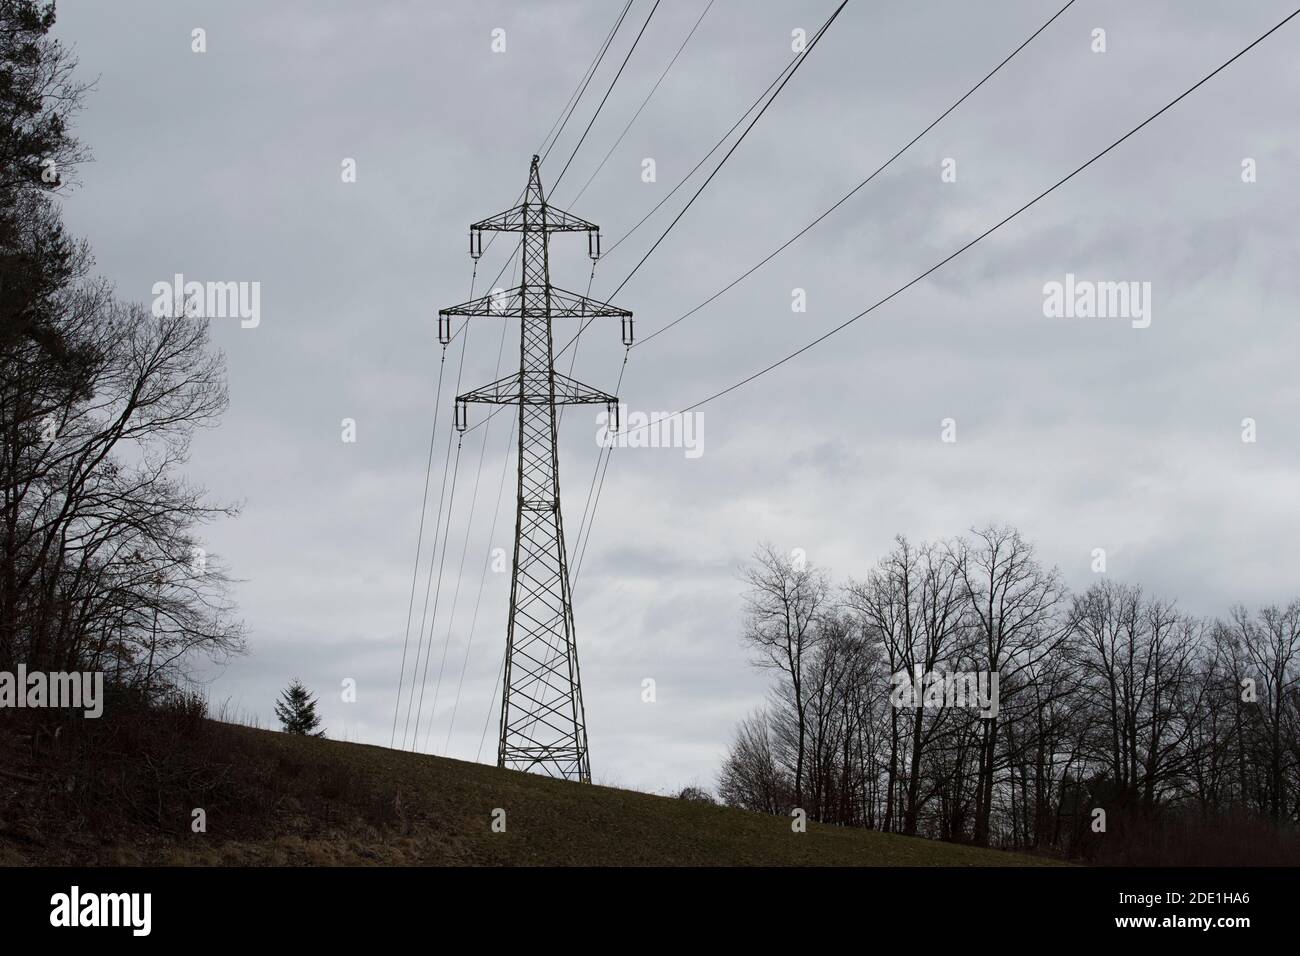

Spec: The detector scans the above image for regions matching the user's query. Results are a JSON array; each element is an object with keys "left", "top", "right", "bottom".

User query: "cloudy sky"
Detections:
[{"left": 52, "top": 0, "right": 1300, "bottom": 792}]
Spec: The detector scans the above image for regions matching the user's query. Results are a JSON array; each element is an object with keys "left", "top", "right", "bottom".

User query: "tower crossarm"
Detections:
[
  {"left": 439, "top": 286, "right": 524, "bottom": 320},
  {"left": 439, "top": 286, "right": 629, "bottom": 321},
  {"left": 472, "top": 204, "right": 597, "bottom": 235},
  {"left": 548, "top": 287, "right": 631, "bottom": 320},
  {"left": 456, "top": 371, "right": 617, "bottom": 408},
  {"left": 464, "top": 155, "right": 608, "bottom": 263}
]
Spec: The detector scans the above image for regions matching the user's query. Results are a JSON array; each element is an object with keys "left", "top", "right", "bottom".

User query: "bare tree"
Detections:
[
  {"left": 718, "top": 710, "right": 789, "bottom": 814},
  {"left": 1222, "top": 602, "right": 1300, "bottom": 822},
  {"left": 0, "top": 5, "right": 243, "bottom": 689},
  {"left": 845, "top": 536, "right": 968, "bottom": 835},
  {"left": 2, "top": 296, "right": 245, "bottom": 684},
  {"left": 946, "top": 525, "right": 1067, "bottom": 846},
  {"left": 739, "top": 543, "right": 831, "bottom": 807},
  {"left": 721, "top": 526, "right": 1300, "bottom": 860},
  {"left": 1067, "top": 581, "right": 1203, "bottom": 821}
]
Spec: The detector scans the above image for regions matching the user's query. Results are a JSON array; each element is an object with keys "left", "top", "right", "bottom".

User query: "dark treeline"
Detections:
[
  {"left": 0, "top": 1, "right": 240, "bottom": 695},
  {"left": 719, "top": 530, "right": 1300, "bottom": 862}
]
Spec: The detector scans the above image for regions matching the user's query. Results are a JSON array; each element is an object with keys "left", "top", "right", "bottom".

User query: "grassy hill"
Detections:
[{"left": 0, "top": 719, "right": 1059, "bottom": 866}]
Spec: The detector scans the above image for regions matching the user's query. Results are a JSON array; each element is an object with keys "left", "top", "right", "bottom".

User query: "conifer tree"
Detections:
[{"left": 274, "top": 679, "right": 325, "bottom": 737}]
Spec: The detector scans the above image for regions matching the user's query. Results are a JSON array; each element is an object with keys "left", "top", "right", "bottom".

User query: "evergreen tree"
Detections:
[{"left": 274, "top": 679, "right": 325, "bottom": 737}]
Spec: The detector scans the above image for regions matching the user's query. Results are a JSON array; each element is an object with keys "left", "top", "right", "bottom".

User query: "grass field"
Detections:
[{"left": 0, "top": 720, "right": 1060, "bottom": 866}]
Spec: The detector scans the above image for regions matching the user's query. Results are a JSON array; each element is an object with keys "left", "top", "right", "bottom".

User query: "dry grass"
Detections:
[{"left": 0, "top": 719, "right": 1057, "bottom": 866}]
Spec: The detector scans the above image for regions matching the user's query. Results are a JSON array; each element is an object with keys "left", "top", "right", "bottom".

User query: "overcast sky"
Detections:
[{"left": 52, "top": 0, "right": 1300, "bottom": 793}]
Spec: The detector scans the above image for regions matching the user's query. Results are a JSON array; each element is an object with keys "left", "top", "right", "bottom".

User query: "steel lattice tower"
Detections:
[{"left": 438, "top": 155, "right": 632, "bottom": 783}]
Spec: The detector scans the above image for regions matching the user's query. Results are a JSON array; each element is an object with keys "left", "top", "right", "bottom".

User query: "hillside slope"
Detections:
[{"left": 0, "top": 721, "right": 1058, "bottom": 866}]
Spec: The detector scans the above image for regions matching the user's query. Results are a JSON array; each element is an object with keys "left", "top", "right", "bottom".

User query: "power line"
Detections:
[
  {"left": 444, "top": 411, "right": 516, "bottom": 755},
  {"left": 431, "top": 243, "right": 520, "bottom": 752},
  {"left": 559, "top": 0, "right": 719, "bottom": 377},
  {"left": 410, "top": 431, "right": 464, "bottom": 748},
  {"left": 607, "top": 0, "right": 846, "bottom": 302},
  {"left": 556, "top": 260, "right": 600, "bottom": 430},
  {"left": 598, "top": 5, "right": 839, "bottom": 263},
  {"left": 404, "top": 248, "right": 500, "bottom": 750},
  {"left": 567, "top": 0, "right": 717, "bottom": 208},
  {"left": 423, "top": 275, "right": 515, "bottom": 752},
  {"left": 389, "top": 346, "right": 451, "bottom": 747},
  {"left": 452, "top": 0, "right": 706, "bottom": 391},
  {"left": 461, "top": 1, "right": 638, "bottom": 329},
  {"left": 390, "top": 257, "right": 478, "bottom": 748},
  {"left": 556, "top": 0, "right": 848, "bottom": 360},
  {"left": 401, "top": 398, "right": 460, "bottom": 748},
  {"left": 403, "top": 315, "right": 474, "bottom": 749},
  {"left": 537, "top": 1, "right": 634, "bottom": 159},
  {"left": 565, "top": 2, "right": 1294, "bottom": 611},
  {"left": 554, "top": 1, "right": 851, "bottom": 582},
  {"left": 572, "top": 441, "right": 614, "bottom": 589},
  {"left": 620, "top": 6, "right": 1300, "bottom": 439},
  {"left": 507, "top": 4, "right": 847, "bottom": 744},
  {"left": 446, "top": 8, "right": 635, "bottom": 355},
  {"left": 540, "top": 0, "right": 636, "bottom": 166},
  {"left": 633, "top": 0, "right": 1081, "bottom": 350},
  {"left": 552, "top": 0, "right": 664, "bottom": 193},
  {"left": 571, "top": 354, "right": 629, "bottom": 590}
]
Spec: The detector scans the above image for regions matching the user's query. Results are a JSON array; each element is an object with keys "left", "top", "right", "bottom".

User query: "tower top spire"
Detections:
[{"left": 527, "top": 154, "right": 545, "bottom": 204}]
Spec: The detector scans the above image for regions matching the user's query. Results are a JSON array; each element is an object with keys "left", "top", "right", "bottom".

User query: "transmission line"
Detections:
[
  {"left": 541, "top": 0, "right": 636, "bottom": 166},
  {"left": 403, "top": 318, "right": 473, "bottom": 749},
  {"left": 444, "top": 411, "right": 516, "bottom": 755},
  {"left": 458, "top": 0, "right": 637, "bottom": 333},
  {"left": 423, "top": 290, "right": 514, "bottom": 751},
  {"left": 566, "top": 0, "right": 1290, "bottom": 624},
  {"left": 409, "top": 431, "right": 465, "bottom": 748},
  {"left": 553, "top": 0, "right": 663, "bottom": 193},
  {"left": 620, "top": 7, "right": 1300, "bottom": 439},
  {"left": 505, "top": 2, "right": 847, "bottom": 754},
  {"left": 567, "top": 0, "right": 717, "bottom": 208},
  {"left": 633, "top": 0, "right": 1081, "bottom": 349},
  {"left": 556, "top": 1, "right": 852, "bottom": 584},
  {"left": 389, "top": 343, "right": 451, "bottom": 747},
  {"left": 599, "top": 3, "right": 843, "bottom": 262},
  {"left": 556, "top": 0, "right": 848, "bottom": 361}
]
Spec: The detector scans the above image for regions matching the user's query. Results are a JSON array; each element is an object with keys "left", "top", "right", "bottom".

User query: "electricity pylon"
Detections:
[{"left": 438, "top": 155, "right": 633, "bottom": 783}]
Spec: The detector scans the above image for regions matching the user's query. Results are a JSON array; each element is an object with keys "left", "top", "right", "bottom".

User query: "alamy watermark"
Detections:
[
  {"left": 1042, "top": 273, "right": 1151, "bottom": 329},
  {"left": 596, "top": 405, "right": 703, "bottom": 459},
  {"left": 151, "top": 273, "right": 260, "bottom": 328},
  {"left": 0, "top": 665, "right": 104, "bottom": 718},
  {"left": 50, "top": 886, "right": 151, "bottom": 936},
  {"left": 889, "top": 666, "right": 999, "bottom": 718}
]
